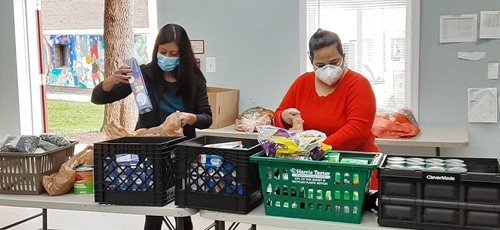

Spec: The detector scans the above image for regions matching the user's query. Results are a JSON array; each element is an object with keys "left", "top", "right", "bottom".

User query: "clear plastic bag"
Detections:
[
  {"left": 256, "top": 125, "right": 327, "bottom": 160},
  {"left": 235, "top": 107, "right": 274, "bottom": 133},
  {"left": 372, "top": 107, "right": 420, "bottom": 139}
]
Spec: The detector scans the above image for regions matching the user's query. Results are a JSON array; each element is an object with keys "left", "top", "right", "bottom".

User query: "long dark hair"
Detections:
[
  {"left": 150, "top": 24, "right": 205, "bottom": 102},
  {"left": 308, "top": 29, "right": 344, "bottom": 63}
]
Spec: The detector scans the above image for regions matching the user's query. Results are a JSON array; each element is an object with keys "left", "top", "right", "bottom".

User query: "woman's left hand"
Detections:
[{"left": 179, "top": 112, "right": 197, "bottom": 126}]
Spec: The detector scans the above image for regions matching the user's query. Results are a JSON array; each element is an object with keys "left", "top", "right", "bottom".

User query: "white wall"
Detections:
[
  {"left": 0, "top": 0, "right": 22, "bottom": 136},
  {"left": 157, "top": 0, "right": 302, "bottom": 112},
  {"left": 419, "top": 0, "right": 500, "bottom": 158}
]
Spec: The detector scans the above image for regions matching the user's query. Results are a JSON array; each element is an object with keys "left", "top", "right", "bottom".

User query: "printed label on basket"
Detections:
[
  {"left": 423, "top": 172, "right": 460, "bottom": 184},
  {"left": 290, "top": 168, "right": 331, "bottom": 186}
]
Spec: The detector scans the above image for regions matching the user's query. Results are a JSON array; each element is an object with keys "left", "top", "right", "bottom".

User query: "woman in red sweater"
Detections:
[{"left": 274, "top": 29, "right": 380, "bottom": 153}]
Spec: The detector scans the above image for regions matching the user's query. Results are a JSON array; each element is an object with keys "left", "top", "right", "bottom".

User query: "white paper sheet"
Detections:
[
  {"left": 488, "top": 62, "right": 499, "bottom": 80},
  {"left": 440, "top": 14, "right": 478, "bottom": 43},
  {"left": 468, "top": 88, "right": 497, "bottom": 123},
  {"left": 480, "top": 11, "right": 500, "bottom": 39},
  {"left": 458, "top": 52, "right": 486, "bottom": 61}
]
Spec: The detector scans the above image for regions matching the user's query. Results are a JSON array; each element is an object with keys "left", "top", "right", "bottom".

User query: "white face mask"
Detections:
[{"left": 315, "top": 64, "right": 344, "bottom": 85}]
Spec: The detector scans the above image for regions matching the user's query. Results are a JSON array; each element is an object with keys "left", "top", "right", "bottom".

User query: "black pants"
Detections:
[{"left": 144, "top": 215, "right": 193, "bottom": 230}]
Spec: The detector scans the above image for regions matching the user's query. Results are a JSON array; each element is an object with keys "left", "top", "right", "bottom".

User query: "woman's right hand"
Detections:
[
  {"left": 281, "top": 108, "right": 301, "bottom": 125},
  {"left": 102, "top": 66, "right": 132, "bottom": 92}
]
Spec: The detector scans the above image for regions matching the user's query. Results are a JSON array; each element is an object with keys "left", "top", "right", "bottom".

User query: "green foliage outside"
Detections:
[{"left": 47, "top": 99, "right": 104, "bottom": 135}]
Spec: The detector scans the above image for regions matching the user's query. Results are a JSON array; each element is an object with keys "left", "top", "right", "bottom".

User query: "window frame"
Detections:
[{"left": 299, "top": 0, "right": 421, "bottom": 118}]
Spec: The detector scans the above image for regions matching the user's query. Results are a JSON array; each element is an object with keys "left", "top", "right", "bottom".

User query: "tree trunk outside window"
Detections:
[{"left": 103, "top": 0, "right": 138, "bottom": 130}]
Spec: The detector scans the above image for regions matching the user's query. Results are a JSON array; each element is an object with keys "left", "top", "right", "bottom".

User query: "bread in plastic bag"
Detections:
[{"left": 235, "top": 106, "right": 274, "bottom": 132}]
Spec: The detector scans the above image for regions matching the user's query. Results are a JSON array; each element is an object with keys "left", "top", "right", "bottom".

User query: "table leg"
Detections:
[
  {"left": 0, "top": 212, "right": 43, "bottom": 229},
  {"left": 436, "top": 147, "right": 441, "bottom": 157},
  {"left": 42, "top": 209, "right": 47, "bottom": 230},
  {"left": 214, "top": 220, "right": 225, "bottom": 230},
  {"left": 249, "top": 224, "right": 257, "bottom": 230},
  {"left": 175, "top": 217, "right": 185, "bottom": 230}
]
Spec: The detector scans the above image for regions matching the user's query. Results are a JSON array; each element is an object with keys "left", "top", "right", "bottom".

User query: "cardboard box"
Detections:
[{"left": 207, "top": 87, "right": 240, "bottom": 129}]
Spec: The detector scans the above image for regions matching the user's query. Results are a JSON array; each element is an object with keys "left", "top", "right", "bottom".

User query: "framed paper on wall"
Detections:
[{"left": 191, "top": 40, "right": 204, "bottom": 54}]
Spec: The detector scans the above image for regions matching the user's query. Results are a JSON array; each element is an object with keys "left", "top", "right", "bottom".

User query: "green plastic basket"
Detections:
[{"left": 250, "top": 151, "right": 384, "bottom": 224}]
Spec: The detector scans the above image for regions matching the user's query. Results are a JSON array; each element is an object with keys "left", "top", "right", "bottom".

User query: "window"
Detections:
[
  {"left": 54, "top": 44, "right": 70, "bottom": 68},
  {"left": 306, "top": 0, "right": 419, "bottom": 111}
]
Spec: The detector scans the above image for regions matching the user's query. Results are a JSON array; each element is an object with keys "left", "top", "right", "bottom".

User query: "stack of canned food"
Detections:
[{"left": 385, "top": 157, "right": 467, "bottom": 172}]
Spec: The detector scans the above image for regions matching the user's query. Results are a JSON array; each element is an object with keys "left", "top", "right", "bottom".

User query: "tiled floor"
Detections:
[{"left": 0, "top": 206, "right": 288, "bottom": 230}]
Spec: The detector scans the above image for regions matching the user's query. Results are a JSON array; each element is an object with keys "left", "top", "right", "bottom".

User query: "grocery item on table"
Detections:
[
  {"left": 123, "top": 57, "right": 153, "bottom": 114},
  {"left": 234, "top": 106, "right": 274, "bottom": 132},
  {"left": 256, "top": 125, "right": 329, "bottom": 160}
]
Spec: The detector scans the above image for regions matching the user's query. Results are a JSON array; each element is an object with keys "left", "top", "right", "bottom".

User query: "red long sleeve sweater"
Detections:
[{"left": 274, "top": 70, "right": 380, "bottom": 152}]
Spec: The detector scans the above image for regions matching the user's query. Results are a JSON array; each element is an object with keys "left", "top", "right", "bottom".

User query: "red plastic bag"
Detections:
[{"left": 372, "top": 108, "right": 420, "bottom": 139}]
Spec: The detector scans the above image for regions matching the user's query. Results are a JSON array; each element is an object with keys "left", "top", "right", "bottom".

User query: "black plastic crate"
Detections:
[
  {"left": 94, "top": 136, "right": 185, "bottom": 206},
  {"left": 175, "top": 135, "right": 263, "bottom": 213},
  {"left": 378, "top": 155, "right": 500, "bottom": 229}
]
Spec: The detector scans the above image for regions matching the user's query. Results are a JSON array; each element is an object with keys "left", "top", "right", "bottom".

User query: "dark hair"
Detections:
[
  {"left": 308, "top": 29, "right": 344, "bottom": 62},
  {"left": 150, "top": 24, "right": 205, "bottom": 102}
]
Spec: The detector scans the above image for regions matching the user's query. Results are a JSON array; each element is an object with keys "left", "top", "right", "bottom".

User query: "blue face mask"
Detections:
[{"left": 157, "top": 53, "right": 180, "bottom": 72}]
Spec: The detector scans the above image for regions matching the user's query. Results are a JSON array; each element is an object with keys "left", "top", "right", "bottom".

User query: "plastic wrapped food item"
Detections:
[
  {"left": 372, "top": 107, "right": 420, "bottom": 138},
  {"left": 235, "top": 106, "right": 274, "bottom": 132},
  {"left": 256, "top": 125, "right": 328, "bottom": 160},
  {"left": 37, "top": 139, "right": 60, "bottom": 151},
  {"left": 40, "top": 134, "right": 71, "bottom": 146},
  {"left": 0, "top": 135, "right": 41, "bottom": 152}
]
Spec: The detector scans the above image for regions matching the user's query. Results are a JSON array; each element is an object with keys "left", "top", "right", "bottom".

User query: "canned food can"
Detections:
[
  {"left": 426, "top": 158, "right": 444, "bottom": 163},
  {"left": 424, "top": 166, "right": 446, "bottom": 172},
  {"left": 74, "top": 165, "right": 94, "bottom": 194},
  {"left": 447, "top": 167, "right": 467, "bottom": 172}
]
